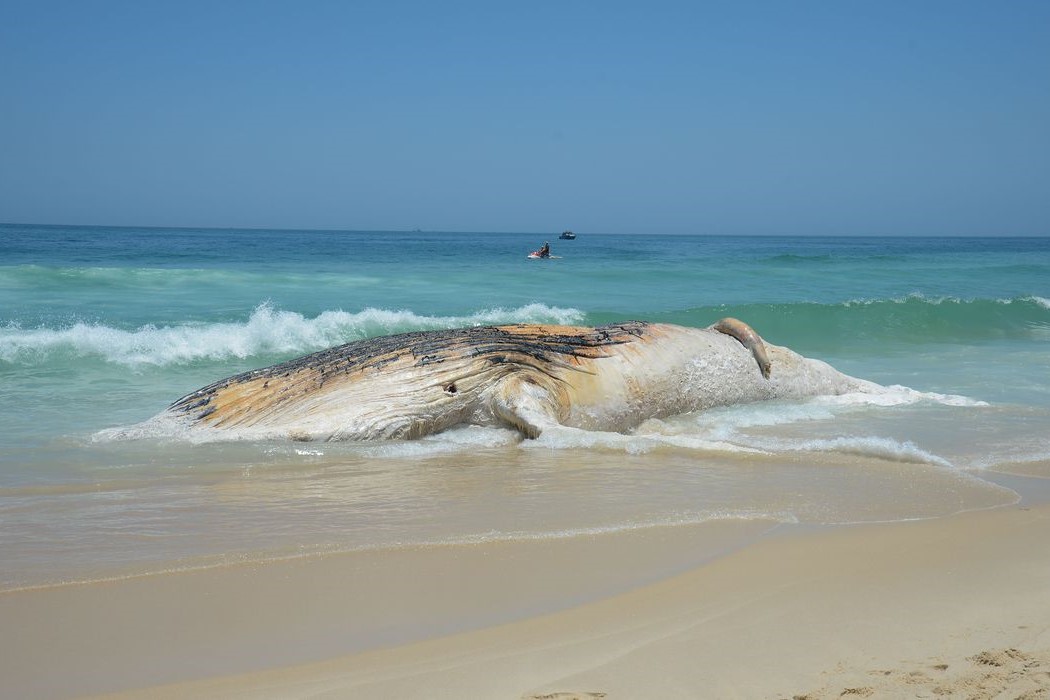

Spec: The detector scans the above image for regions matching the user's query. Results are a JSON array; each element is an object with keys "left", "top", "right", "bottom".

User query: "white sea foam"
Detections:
[
  {"left": 1026, "top": 296, "right": 1050, "bottom": 309},
  {"left": 357, "top": 426, "right": 524, "bottom": 458},
  {"left": 92, "top": 414, "right": 194, "bottom": 444},
  {"left": 746, "top": 435, "right": 954, "bottom": 468},
  {"left": 962, "top": 442, "right": 1050, "bottom": 472},
  {"left": 681, "top": 402, "right": 838, "bottom": 435},
  {"left": 843, "top": 292, "right": 955, "bottom": 306},
  {"left": 632, "top": 385, "right": 986, "bottom": 445},
  {"left": 840, "top": 292, "right": 1050, "bottom": 309},
  {"left": 525, "top": 424, "right": 764, "bottom": 456},
  {"left": 817, "top": 385, "right": 988, "bottom": 408},
  {"left": 1, "top": 302, "right": 586, "bottom": 367}
]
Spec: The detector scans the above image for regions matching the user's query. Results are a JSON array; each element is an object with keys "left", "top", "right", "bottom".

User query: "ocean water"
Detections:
[{"left": 1, "top": 224, "right": 1049, "bottom": 591}]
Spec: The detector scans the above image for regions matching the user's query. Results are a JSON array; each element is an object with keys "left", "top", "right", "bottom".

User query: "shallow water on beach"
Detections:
[{"left": 1, "top": 225, "right": 1049, "bottom": 590}]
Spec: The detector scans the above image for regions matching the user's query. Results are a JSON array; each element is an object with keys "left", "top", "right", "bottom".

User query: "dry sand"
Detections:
[{"left": 4, "top": 501, "right": 1050, "bottom": 699}]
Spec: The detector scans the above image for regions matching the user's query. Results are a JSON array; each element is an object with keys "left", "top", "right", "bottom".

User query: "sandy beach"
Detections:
[{"left": 1, "top": 479, "right": 1046, "bottom": 700}]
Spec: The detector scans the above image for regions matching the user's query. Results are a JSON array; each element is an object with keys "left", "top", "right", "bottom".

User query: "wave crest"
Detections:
[{"left": 0, "top": 302, "right": 586, "bottom": 367}]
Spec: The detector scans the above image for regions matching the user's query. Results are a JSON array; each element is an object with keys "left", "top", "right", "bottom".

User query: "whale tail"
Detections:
[{"left": 712, "top": 317, "right": 772, "bottom": 378}]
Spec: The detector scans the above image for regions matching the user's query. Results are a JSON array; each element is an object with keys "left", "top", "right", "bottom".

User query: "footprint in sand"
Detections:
[{"left": 790, "top": 647, "right": 1050, "bottom": 699}]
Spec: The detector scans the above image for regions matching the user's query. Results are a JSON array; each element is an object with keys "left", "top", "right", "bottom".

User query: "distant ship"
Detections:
[{"left": 559, "top": 230, "right": 576, "bottom": 240}]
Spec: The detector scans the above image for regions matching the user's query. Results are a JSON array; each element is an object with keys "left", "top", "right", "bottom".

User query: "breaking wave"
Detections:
[{"left": 0, "top": 302, "right": 586, "bottom": 367}]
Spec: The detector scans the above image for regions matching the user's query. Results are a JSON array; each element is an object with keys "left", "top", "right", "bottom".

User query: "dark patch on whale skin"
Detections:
[{"left": 168, "top": 322, "right": 651, "bottom": 421}]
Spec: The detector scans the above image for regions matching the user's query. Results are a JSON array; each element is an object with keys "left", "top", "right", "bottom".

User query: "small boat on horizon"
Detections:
[{"left": 559, "top": 230, "right": 576, "bottom": 240}]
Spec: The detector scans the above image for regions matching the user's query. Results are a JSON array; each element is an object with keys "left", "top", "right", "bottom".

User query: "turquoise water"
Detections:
[{"left": 2, "top": 224, "right": 1049, "bottom": 590}]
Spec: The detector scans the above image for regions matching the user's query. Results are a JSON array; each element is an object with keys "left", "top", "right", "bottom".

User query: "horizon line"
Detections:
[{"left": 2, "top": 222, "right": 1047, "bottom": 239}]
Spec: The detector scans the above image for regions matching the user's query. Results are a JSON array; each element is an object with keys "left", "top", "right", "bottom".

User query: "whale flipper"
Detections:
[{"left": 491, "top": 376, "right": 562, "bottom": 438}]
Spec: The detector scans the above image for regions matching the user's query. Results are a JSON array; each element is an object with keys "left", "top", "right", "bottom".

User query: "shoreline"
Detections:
[{"left": 0, "top": 477, "right": 1045, "bottom": 698}]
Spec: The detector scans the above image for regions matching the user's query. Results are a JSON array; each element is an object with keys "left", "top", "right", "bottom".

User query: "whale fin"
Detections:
[
  {"left": 491, "top": 376, "right": 561, "bottom": 439},
  {"left": 712, "top": 317, "right": 772, "bottom": 378}
]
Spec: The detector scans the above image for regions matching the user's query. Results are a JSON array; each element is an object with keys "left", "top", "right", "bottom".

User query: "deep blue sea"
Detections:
[{"left": 2, "top": 224, "right": 1049, "bottom": 590}]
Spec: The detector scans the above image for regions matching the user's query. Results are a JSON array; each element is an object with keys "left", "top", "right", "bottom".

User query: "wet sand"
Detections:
[
  {"left": 0, "top": 519, "right": 772, "bottom": 698},
  {"left": 4, "top": 497, "right": 1050, "bottom": 699}
]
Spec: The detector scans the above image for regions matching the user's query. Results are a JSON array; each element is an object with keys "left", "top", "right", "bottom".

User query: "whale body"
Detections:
[{"left": 162, "top": 319, "right": 877, "bottom": 441}]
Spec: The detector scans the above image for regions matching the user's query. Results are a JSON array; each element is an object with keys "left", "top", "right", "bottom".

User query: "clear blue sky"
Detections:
[{"left": 1, "top": 1, "right": 1048, "bottom": 235}]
